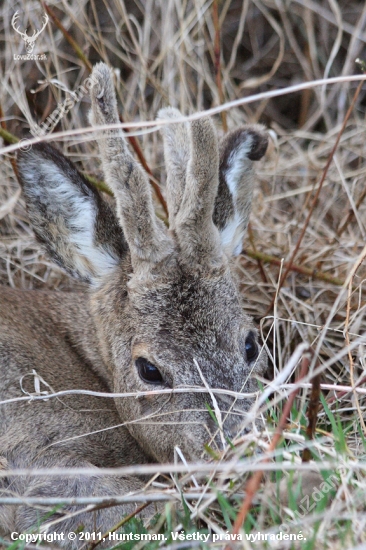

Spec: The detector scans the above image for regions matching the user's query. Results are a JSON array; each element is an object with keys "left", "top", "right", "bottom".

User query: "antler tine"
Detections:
[
  {"left": 31, "top": 13, "right": 49, "bottom": 40},
  {"left": 11, "top": 11, "right": 19, "bottom": 28},
  {"left": 89, "top": 63, "right": 172, "bottom": 271},
  {"left": 35, "top": 13, "right": 49, "bottom": 37},
  {"left": 175, "top": 117, "right": 223, "bottom": 267},
  {"left": 12, "top": 11, "right": 27, "bottom": 38}
]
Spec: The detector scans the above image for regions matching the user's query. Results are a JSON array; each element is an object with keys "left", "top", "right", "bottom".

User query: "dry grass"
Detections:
[{"left": 1, "top": 0, "right": 366, "bottom": 548}]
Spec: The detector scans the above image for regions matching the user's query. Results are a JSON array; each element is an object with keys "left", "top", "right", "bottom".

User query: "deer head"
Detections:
[
  {"left": 12, "top": 11, "right": 48, "bottom": 54},
  {"left": 17, "top": 63, "right": 269, "bottom": 462}
]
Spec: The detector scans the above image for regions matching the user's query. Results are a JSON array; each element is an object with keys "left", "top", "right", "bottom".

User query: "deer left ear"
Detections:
[
  {"left": 213, "top": 125, "right": 268, "bottom": 256},
  {"left": 17, "top": 143, "right": 127, "bottom": 283}
]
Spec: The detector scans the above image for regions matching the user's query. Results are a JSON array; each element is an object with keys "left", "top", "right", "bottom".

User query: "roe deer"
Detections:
[{"left": 0, "top": 63, "right": 268, "bottom": 546}]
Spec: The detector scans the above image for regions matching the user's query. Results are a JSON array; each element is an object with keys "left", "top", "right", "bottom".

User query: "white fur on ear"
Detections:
[
  {"left": 18, "top": 145, "right": 122, "bottom": 284},
  {"left": 217, "top": 126, "right": 268, "bottom": 256},
  {"left": 221, "top": 138, "right": 255, "bottom": 256},
  {"left": 225, "top": 136, "right": 255, "bottom": 197},
  {"left": 220, "top": 211, "right": 245, "bottom": 256},
  {"left": 33, "top": 159, "right": 119, "bottom": 279}
]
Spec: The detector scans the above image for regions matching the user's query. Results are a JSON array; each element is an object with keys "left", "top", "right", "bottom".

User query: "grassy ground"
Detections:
[{"left": 1, "top": 0, "right": 366, "bottom": 548}]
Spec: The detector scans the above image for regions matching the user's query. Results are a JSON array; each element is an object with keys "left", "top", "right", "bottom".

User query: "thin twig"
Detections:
[
  {"left": 0, "top": 457, "right": 361, "bottom": 483},
  {"left": 327, "top": 374, "right": 366, "bottom": 405},
  {"left": 246, "top": 224, "right": 268, "bottom": 283},
  {"left": 2, "top": 380, "right": 366, "bottom": 410},
  {"left": 242, "top": 249, "right": 350, "bottom": 288},
  {"left": 212, "top": 0, "right": 227, "bottom": 132},
  {"left": 1, "top": 75, "right": 366, "bottom": 154}
]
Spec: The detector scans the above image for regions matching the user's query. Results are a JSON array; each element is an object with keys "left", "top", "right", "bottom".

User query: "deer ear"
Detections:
[
  {"left": 89, "top": 62, "right": 173, "bottom": 272},
  {"left": 17, "top": 143, "right": 127, "bottom": 283},
  {"left": 214, "top": 125, "right": 268, "bottom": 256}
]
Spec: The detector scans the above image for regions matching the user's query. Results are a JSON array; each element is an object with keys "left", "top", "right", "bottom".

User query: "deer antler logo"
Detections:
[{"left": 12, "top": 11, "right": 49, "bottom": 54}]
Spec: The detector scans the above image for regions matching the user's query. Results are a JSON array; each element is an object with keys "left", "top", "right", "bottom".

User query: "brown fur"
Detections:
[{"left": 0, "top": 63, "right": 269, "bottom": 547}]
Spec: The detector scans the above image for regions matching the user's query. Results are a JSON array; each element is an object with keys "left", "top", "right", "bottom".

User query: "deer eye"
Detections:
[
  {"left": 135, "top": 357, "right": 164, "bottom": 385},
  {"left": 245, "top": 332, "right": 258, "bottom": 363}
]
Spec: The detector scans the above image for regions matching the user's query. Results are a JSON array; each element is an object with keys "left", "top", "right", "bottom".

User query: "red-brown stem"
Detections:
[
  {"left": 247, "top": 224, "right": 268, "bottom": 284},
  {"left": 242, "top": 249, "right": 349, "bottom": 288},
  {"left": 43, "top": 3, "right": 92, "bottom": 71},
  {"left": 302, "top": 373, "right": 321, "bottom": 462}
]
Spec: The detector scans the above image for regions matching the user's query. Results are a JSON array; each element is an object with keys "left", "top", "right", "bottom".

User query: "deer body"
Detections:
[{"left": 0, "top": 63, "right": 268, "bottom": 546}]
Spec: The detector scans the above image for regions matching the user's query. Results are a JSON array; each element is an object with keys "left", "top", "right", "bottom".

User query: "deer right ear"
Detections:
[
  {"left": 214, "top": 125, "right": 269, "bottom": 256},
  {"left": 17, "top": 143, "right": 127, "bottom": 284}
]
